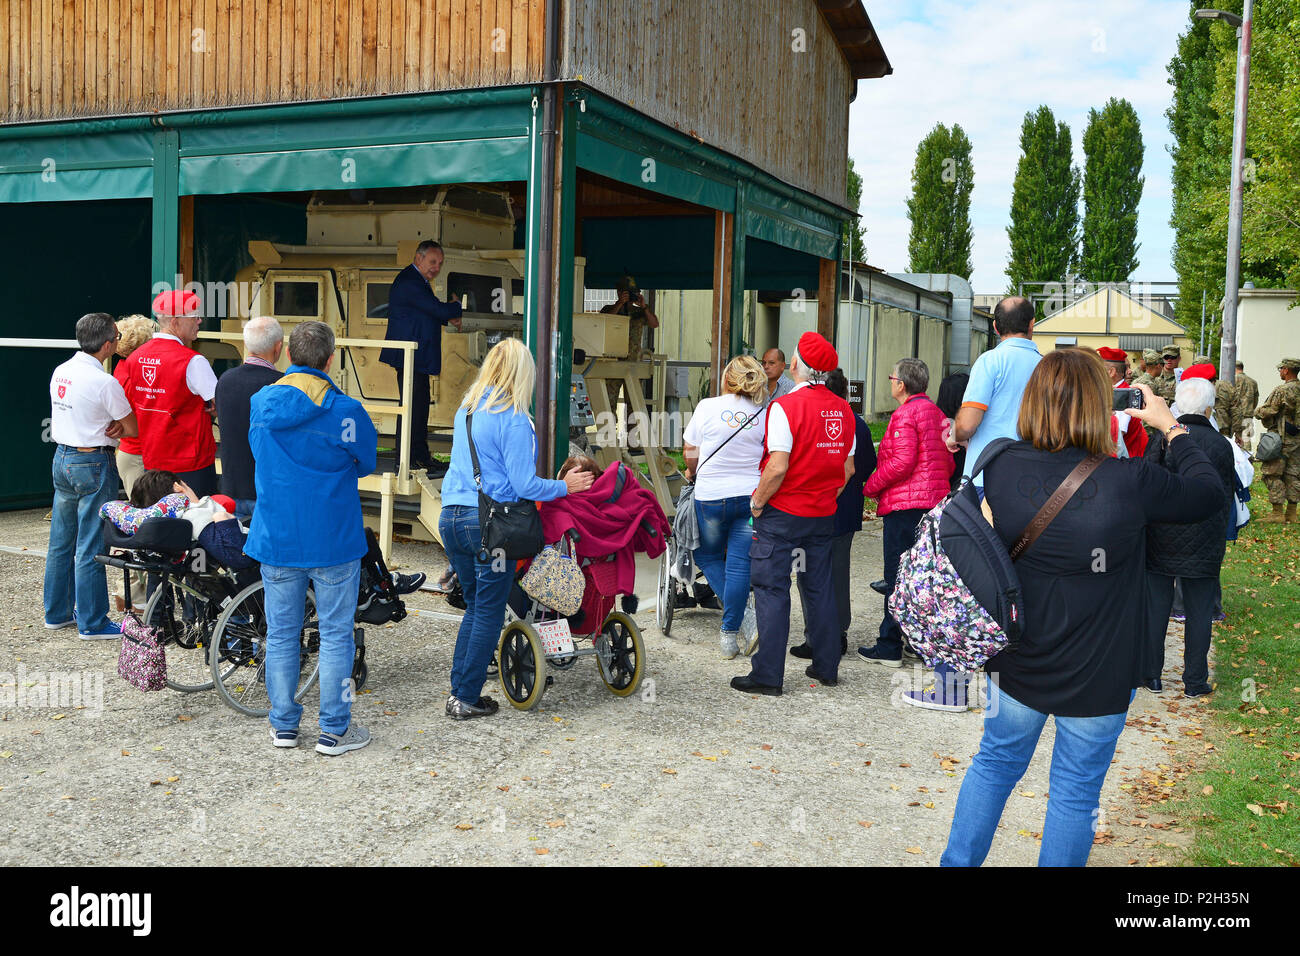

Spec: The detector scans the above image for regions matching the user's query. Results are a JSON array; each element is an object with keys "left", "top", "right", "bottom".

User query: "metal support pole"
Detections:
[
  {"left": 1220, "top": 0, "right": 1253, "bottom": 386},
  {"left": 1200, "top": 289, "right": 1207, "bottom": 355}
]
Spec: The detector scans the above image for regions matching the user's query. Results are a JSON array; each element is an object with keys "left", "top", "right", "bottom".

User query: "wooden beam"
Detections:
[
  {"left": 178, "top": 195, "right": 195, "bottom": 286},
  {"left": 834, "top": 27, "right": 874, "bottom": 45},
  {"left": 710, "top": 209, "right": 733, "bottom": 396},
  {"left": 817, "top": 256, "right": 836, "bottom": 342}
]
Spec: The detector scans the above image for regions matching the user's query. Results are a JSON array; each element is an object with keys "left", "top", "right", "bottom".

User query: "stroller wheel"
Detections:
[
  {"left": 655, "top": 546, "right": 675, "bottom": 636},
  {"left": 497, "top": 621, "right": 547, "bottom": 711},
  {"left": 596, "top": 611, "right": 645, "bottom": 697}
]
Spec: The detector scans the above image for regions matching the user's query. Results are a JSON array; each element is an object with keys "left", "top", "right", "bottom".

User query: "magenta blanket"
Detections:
[{"left": 539, "top": 463, "right": 670, "bottom": 596}]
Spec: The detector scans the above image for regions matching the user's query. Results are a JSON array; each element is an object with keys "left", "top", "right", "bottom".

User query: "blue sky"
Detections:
[{"left": 850, "top": 0, "right": 1194, "bottom": 294}]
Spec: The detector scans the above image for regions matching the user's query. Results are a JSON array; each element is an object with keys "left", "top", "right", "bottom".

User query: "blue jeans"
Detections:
[
  {"left": 261, "top": 559, "right": 360, "bottom": 735},
  {"left": 233, "top": 498, "right": 257, "bottom": 521},
  {"left": 941, "top": 681, "right": 1131, "bottom": 867},
  {"left": 693, "top": 495, "right": 753, "bottom": 632},
  {"left": 44, "top": 446, "right": 118, "bottom": 633},
  {"left": 440, "top": 505, "right": 513, "bottom": 703}
]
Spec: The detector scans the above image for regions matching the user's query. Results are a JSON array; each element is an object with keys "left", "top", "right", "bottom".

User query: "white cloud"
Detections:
[{"left": 851, "top": 0, "right": 1191, "bottom": 294}]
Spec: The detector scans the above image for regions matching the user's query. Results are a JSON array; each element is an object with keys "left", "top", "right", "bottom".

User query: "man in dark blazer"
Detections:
[
  {"left": 216, "top": 315, "right": 284, "bottom": 519},
  {"left": 380, "top": 240, "right": 462, "bottom": 476}
]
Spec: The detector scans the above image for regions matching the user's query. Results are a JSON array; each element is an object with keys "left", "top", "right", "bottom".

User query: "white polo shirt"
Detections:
[
  {"left": 153, "top": 332, "right": 218, "bottom": 401},
  {"left": 49, "top": 351, "right": 133, "bottom": 448}
]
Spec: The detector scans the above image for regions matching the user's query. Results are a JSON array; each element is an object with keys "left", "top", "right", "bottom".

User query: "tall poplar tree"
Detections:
[
  {"left": 906, "top": 123, "right": 975, "bottom": 279},
  {"left": 844, "top": 156, "right": 867, "bottom": 262},
  {"left": 1005, "top": 106, "right": 1081, "bottom": 300},
  {"left": 1080, "top": 97, "right": 1144, "bottom": 282}
]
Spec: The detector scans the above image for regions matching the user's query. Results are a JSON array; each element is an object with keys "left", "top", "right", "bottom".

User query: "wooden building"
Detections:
[{"left": 0, "top": 1, "right": 891, "bottom": 508}]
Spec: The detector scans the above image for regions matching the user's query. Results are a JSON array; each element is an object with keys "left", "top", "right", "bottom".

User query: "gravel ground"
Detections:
[{"left": 0, "top": 508, "right": 1206, "bottom": 866}]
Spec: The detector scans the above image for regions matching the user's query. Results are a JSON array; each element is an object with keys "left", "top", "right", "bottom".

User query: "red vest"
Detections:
[
  {"left": 762, "top": 385, "right": 853, "bottom": 517},
  {"left": 112, "top": 360, "right": 142, "bottom": 456},
  {"left": 121, "top": 337, "right": 216, "bottom": 472}
]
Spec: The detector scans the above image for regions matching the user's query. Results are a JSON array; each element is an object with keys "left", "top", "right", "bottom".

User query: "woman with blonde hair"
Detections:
[
  {"left": 437, "top": 337, "right": 594, "bottom": 719},
  {"left": 942, "top": 348, "right": 1224, "bottom": 867},
  {"left": 682, "top": 354, "right": 769, "bottom": 658}
]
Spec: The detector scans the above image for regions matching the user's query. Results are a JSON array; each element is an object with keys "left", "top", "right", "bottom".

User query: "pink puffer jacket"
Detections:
[{"left": 865, "top": 394, "right": 954, "bottom": 515}]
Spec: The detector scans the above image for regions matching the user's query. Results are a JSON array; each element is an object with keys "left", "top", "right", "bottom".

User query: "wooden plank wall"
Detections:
[
  {"left": 562, "top": 0, "right": 852, "bottom": 206},
  {"left": 0, "top": 0, "right": 546, "bottom": 123}
]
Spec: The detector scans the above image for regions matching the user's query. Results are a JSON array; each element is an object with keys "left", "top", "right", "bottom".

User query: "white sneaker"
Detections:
[
  {"left": 44, "top": 619, "right": 75, "bottom": 631},
  {"left": 720, "top": 631, "right": 739, "bottom": 660}
]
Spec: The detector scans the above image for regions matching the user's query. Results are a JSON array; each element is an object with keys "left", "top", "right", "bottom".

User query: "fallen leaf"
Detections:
[
  {"left": 904, "top": 847, "right": 922, "bottom": 854},
  {"left": 151, "top": 746, "right": 163, "bottom": 752},
  {"left": 1202, "top": 785, "right": 1214, "bottom": 796},
  {"left": 177, "top": 715, "right": 192, "bottom": 722},
  {"left": 545, "top": 819, "right": 566, "bottom": 828},
  {"left": 601, "top": 783, "right": 613, "bottom": 789},
  {"left": 428, "top": 771, "right": 439, "bottom": 777},
  {"left": 752, "top": 840, "right": 764, "bottom": 847},
  {"left": 149, "top": 780, "right": 162, "bottom": 786},
  {"left": 535, "top": 848, "right": 549, "bottom": 855},
  {"left": 924, "top": 802, "right": 936, "bottom": 809},
  {"left": 1020, "top": 790, "right": 1036, "bottom": 797},
  {"left": 120, "top": 750, "right": 130, "bottom": 757},
  {"left": 0, "top": 751, "right": 12, "bottom": 759},
  {"left": 51, "top": 714, "right": 66, "bottom": 721},
  {"left": 1246, "top": 804, "right": 1265, "bottom": 816},
  {"left": 662, "top": 768, "right": 677, "bottom": 775},
  {"left": 899, "top": 763, "right": 912, "bottom": 768},
  {"left": 760, "top": 744, "right": 773, "bottom": 751},
  {"left": 498, "top": 785, "right": 510, "bottom": 792},
  {"left": 454, "top": 823, "right": 474, "bottom": 831},
  {"left": 383, "top": 710, "right": 397, "bottom": 716},
  {"left": 166, "top": 776, "right": 179, "bottom": 783}
]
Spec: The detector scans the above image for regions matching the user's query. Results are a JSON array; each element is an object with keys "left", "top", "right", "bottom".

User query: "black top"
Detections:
[
  {"left": 215, "top": 362, "right": 283, "bottom": 500},
  {"left": 983, "top": 437, "right": 1223, "bottom": 717},
  {"left": 834, "top": 414, "right": 876, "bottom": 535},
  {"left": 1143, "top": 415, "right": 1235, "bottom": 579}
]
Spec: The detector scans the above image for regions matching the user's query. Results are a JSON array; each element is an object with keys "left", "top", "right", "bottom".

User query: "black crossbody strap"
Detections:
[
  {"left": 465, "top": 412, "right": 484, "bottom": 491},
  {"left": 698, "top": 397, "right": 770, "bottom": 476},
  {"left": 1009, "top": 454, "right": 1105, "bottom": 561}
]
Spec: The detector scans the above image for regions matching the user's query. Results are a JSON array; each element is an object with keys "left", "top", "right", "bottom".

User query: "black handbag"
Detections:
[{"left": 466, "top": 412, "right": 545, "bottom": 562}]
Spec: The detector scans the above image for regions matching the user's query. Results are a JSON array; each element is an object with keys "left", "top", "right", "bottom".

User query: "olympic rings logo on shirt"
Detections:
[{"left": 720, "top": 409, "right": 758, "bottom": 429}]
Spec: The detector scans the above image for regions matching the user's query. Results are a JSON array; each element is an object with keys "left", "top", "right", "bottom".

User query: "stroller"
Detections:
[
  {"left": 97, "top": 517, "right": 406, "bottom": 717},
  {"left": 494, "top": 462, "right": 669, "bottom": 710}
]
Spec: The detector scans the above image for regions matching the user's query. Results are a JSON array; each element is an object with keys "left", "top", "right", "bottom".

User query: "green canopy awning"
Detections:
[{"left": 0, "top": 130, "right": 154, "bottom": 202}]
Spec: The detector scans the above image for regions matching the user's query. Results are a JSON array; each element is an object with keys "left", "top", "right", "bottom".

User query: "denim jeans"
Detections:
[
  {"left": 941, "top": 681, "right": 1131, "bottom": 867},
  {"left": 876, "top": 508, "right": 925, "bottom": 656},
  {"left": 693, "top": 495, "right": 753, "bottom": 632},
  {"left": 440, "top": 504, "right": 513, "bottom": 703},
  {"left": 233, "top": 498, "right": 257, "bottom": 521},
  {"left": 44, "top": 446, "right": 118, "bottom": 633},
  {"left": 261, "top": 559, "right": 360, "bottom": 736}
]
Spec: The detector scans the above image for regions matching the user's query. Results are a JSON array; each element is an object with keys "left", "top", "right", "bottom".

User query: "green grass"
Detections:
[
  {"left": 868, "top": 420, "right": 888, "bottom": 444},
  {"left": 1178, "top": 471, "right": 1300, "bottom": 866}
]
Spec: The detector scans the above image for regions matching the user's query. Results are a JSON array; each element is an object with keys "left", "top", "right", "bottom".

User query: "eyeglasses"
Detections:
[{"left": 888, "top": 375, "right": 901, "bottom": 382}]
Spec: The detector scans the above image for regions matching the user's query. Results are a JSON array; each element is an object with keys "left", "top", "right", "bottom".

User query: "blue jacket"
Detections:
[
  {"left": 379, "top": 264, "right": 463, "bottom": 375},
  {"left": 245, "top": 365, "right": 378, "bottom": 568},
  {"left": 440, "top": 391, "right": 568, "bottom": 509}
]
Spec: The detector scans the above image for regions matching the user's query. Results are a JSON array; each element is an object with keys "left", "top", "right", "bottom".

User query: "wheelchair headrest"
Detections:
[{"left": 103, "top": 517, "right": 193, "bottom": 555}]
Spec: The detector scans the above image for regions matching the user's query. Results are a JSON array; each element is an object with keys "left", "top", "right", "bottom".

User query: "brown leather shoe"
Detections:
[
  {"left": 1287, "top": 503, "right": 1298, "bottom": 523},
  {"left": 1264, "top": 503, "right": 1286, "bottom": 523}
]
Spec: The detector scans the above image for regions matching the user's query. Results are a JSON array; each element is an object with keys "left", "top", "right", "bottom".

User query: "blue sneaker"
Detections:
[
  {"left": 857, "top": 644, "right": 902, "bottom": 668},
  {"left": 78, "top": 621, "right": 122, "bottom": 641},
  {"left": 900, "top": 687, "right": 970, "bottom": 712}
]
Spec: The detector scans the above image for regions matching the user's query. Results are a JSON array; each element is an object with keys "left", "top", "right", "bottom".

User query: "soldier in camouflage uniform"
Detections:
[
  {"left": 1255, "top": 357, "right": 1300, "bottom": 522},
  {"left": 1132, "top": 349, "right": 1163, "bottom": 440},
  {"left": 1233, "top": 360, "right": 1259, "bottom": 446},
  {"left": 1154, "top": 345, "right": 1180, "bottom": 403}
]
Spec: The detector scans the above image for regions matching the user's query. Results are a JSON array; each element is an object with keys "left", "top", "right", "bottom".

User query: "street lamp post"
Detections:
[{"left": 1195, "top": 2, "right": 1254, "bottom": 386}]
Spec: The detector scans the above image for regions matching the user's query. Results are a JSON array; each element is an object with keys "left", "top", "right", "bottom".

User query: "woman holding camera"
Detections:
[
  {"left": 438, "top": 338, "right": 594, "bottom": 720},
  {"left": 941, "top": 349, "right": 1223, "bottom": 867}
]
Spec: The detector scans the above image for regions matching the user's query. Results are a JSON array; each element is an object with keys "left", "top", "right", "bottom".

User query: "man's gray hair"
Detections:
[
  {"left": 288, "top": 321, "right": 335, "bottom": 371},
  {"left": 894, "top": 357, "right": 929, "bottom": 396},
  {"left": 75, "top": 312, "right": 117, "bottom": 354},
  {"left": 792, "top": 349, "right": 829, "bottom": 385},
  {"left": 243, "top": 316, "right": 283, "bottom": 356},
  {"left": 415, "top": 239, "right": 443, "bottom": 257},
  {"left": 1175, "top": 377, "right": 1215, "bottom": 417}
]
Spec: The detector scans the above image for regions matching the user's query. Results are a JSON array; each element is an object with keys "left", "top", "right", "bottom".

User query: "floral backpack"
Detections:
[{"left": 888, "top": 439, "right": 1103, "bottom": 671}]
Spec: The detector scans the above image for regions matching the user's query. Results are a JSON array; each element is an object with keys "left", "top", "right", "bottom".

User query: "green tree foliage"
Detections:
[
  {"left": 906, "top": 123, "right": 975, "bottom": 279},
  {"left": 1080, "top": 98, "right": 1144, "bottom": 282},
  {"left": 1005, "top": 106, "right": 1081, "bottom": 300},
  {"left": 1168, "top": 1, "right": 1300, "bottom": 356},
  {"left": 843, "top": 156, "right": 867, "bottom": 261}
]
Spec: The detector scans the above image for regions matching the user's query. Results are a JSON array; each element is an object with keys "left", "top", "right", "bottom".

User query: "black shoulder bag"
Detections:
[{"left": 466, "top": 412, "right": 545, "bottom": 561}]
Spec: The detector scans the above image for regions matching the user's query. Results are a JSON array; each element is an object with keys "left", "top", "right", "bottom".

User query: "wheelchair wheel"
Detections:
[
  {"left": 209, "top": 580, "right": 321, "bottom": 718},
  {"left": 497, "top": 620, "right": 547, "bottom": 711},
  {"left": 655, "top": 545, "right": 675, "bottom": 636},
  {"left": 596, "top": 610, "right": 644, "bottom": 697},
  {"left": 142, "top": 577, "right": 216, "bottom": 693}
]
